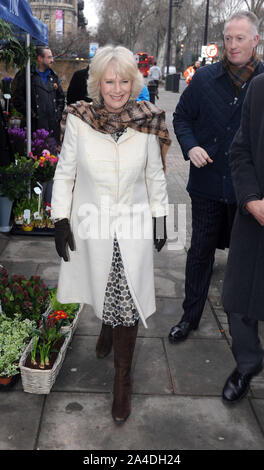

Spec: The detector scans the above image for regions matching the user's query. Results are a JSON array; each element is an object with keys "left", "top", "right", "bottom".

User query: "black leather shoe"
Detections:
[
  {"left": 222, "top": 363, "right": 263, "bottom": 404},
  {"left": 168, "top": 321, "right": 198, "bottom": 342}
]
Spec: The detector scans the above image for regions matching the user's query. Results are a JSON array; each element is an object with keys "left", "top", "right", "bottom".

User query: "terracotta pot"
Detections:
[{"left": 0, "top": 376, "right": 13, "bottom": 385}]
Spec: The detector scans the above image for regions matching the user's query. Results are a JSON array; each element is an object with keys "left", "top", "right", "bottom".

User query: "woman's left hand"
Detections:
[{"left": 153, "top": 216, "right": 167, "bottom": 252}]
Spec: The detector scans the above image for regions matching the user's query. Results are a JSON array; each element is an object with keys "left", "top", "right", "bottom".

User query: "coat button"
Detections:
[
  {"left": 214, "top": 137, "right": 217, "bottom": 142},
  {"left": 227, "top": 126, "right": 231, "bottom": 131}
]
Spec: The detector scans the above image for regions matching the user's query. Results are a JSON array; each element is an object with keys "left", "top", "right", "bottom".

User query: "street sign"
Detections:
[
  {"left": 89, "top": 42, "right": 99, "bottom": 58},
  {"left": 206, "top": 44, "right": 219, "bottom": 58}
]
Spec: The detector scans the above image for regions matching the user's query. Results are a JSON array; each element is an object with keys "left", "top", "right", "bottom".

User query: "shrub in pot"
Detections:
[
  {"left": 0, "top": 313, "right": 36, "bottom": 384},
  {"left": 0, "top": 266, "right": 50, "bottom": 324}
]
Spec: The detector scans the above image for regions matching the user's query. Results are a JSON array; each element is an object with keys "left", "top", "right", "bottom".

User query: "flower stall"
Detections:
[{"left": 0, "top": 127, "right": 58, "bottom": 234}]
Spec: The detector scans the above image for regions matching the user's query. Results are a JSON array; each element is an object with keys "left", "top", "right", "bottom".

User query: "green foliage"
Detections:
[
  {"left": 0, "top": 313, "right": 36, "bottom": 377},
  {"left": 49, "top": 288, "right": 79, "bottom": 322},
  {"left": 0, "top": 155, "right": 37, "bottom": 201},
  {"left": 0, "top": 19, "right": 36, "bottom": 70},
  {"left": 31, "top": 316, "right": 68, "bottom": 368},
  {"left": 13, "top": 196, "right": 39, "bottom": 220}
]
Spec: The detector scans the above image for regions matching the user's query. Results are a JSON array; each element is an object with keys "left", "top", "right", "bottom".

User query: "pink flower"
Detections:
[
  {"left": 42, "top": 149, "right": 50, "bottom": 157},
  {"left": 29, "top": 152, "right": 38, "bottom": 161}
]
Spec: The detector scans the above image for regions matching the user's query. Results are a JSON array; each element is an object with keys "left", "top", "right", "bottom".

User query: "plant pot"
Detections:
[
  {"left": 19, "top": 330, "right": 71, "bottom": 394},
  {"left": 0, "top": 196, "right": 13, "bottom": 232},
  {"left": 0, "top": 376, "right": 13, "bottom": 385},
  {"left": 22, "top": 224, "right": 34, "bottom": 231},
  {"left": 0, "top": 374, "right": 20, "bottom": 391}
]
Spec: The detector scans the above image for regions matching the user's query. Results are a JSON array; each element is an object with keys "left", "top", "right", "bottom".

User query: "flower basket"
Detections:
[{"left": 19, "top": 330, "right": 71, "bottom": 394}]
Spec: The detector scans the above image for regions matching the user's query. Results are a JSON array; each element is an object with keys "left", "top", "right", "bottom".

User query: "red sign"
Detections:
[{"left": 206, "top": 44, "right": 219, "bottom": 58}]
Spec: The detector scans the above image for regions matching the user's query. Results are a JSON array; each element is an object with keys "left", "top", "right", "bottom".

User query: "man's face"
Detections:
[
  {"left": 37, "top": 49, "right": 54, "bottom": 69},
  {"left": 224, "top": 18, "right": 259, "bottom": 67}
]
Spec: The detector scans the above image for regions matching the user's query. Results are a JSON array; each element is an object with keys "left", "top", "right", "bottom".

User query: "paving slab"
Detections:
[
  {"left": 165, "top": 338, "right": 236, "bottom": 396},
  {"left": 0, "top": 236, "right": 57, "bottom": 263},
  {"left": 0, "top": 392, "right": 44, "bottom": 450},
  {"left": 0, "top": 260, "right": 38, "bottom": 278},
  {"left": 154, "top": 267, "right": 185, "bottom": 297},
  {"left": 250, "top": 399, "right": 264, "bottom": 434},
  {"left": 37, "top": 393, "right": 264, "bottom": 450},
  {"left": 138, "top": 297, "right": 223, "bottom": 339},
  {"left": 54, "top": 336, "right": 172, "bottom": 395}
]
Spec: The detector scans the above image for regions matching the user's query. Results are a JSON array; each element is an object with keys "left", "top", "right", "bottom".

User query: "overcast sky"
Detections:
[{"left": 83, "top": 0, "right": 99, "bottom": 28}]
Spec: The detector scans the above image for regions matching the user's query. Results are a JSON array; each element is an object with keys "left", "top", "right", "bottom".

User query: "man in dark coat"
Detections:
[
  {"left": 221, "top": 73, "right": 264, "bottom": 403},
  {"left": 0, "top": 102, "right": 14, "bottom": 166},
  {"left": 13, "top": 46, "right": 65, "bottom": 144},
  {"left": 168, "top": 11, "right": 264, "bottom": 342},
  {"left": 67, "top": 66, "right": 92, "bottom": 105}
]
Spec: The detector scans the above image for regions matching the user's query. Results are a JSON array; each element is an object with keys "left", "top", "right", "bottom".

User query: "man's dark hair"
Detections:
[{"left": 36, "top": 46, "right": 51, "bottom": 58}]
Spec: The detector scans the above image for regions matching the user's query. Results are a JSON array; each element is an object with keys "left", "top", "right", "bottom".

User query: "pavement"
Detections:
[{"left": 0, "top": 83, "right": 264, "bottom": 451}]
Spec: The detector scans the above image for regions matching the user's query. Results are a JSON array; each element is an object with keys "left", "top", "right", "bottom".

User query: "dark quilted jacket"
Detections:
[{"left": 173, "top": 61, "right": 264, "bottom": 203}]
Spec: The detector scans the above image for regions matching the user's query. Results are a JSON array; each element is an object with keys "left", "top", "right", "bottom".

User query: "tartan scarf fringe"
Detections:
[
  {"left": 222, "top": 52, "right": 259, "bottom": 89},
  {"left": 60, "top": 100, "right": 171, "bottom": 170}
]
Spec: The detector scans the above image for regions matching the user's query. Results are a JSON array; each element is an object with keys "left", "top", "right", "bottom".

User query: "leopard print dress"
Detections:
[{"left": 102, "top": 130, "right": 139, "bottom": 328}]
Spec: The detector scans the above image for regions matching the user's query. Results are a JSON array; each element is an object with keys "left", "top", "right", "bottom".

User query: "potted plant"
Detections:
[
  {"left": 30, "top": 148, "right": 58, "bottom": 186},
  {"left": 9, "top": 108, "right": 23, "bottom": 128},
  {"left": 48, "top": 288, "right": 82, "bottom": 335},
  {"left": 13, "top": 197, "right": 38, "bottom": 226},
  {"left": 0, "top": 266, "right": 50, "bottom": 324},
  {"left": 19, "top": 315, "right": 71, "bottom": 394},
  {"left": 0, "top": 313, "right": 36, "bottom": 388},
  {"left": 0, "top": 155, "right": 37, "bottom": 232}
]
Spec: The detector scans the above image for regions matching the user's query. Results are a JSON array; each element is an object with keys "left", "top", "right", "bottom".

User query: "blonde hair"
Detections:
[
  {"left": 88, "top": 45, "right": 143, "bottom": 105},
  {"left": 224, "top": 11, "right": 259, "bottom": 38}
]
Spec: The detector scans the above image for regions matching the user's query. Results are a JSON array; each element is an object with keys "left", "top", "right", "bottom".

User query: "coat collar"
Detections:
[{"left": 88, "top": 124, "right": 138, "bottom": 144}]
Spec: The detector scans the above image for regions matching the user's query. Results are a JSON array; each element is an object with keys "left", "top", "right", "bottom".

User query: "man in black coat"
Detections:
[
  {"left": 0, "top": 102, "right": 14, "bottom": 166},
  {"left": 13, "top": 46, "right": 65, "bottom": 144},
  {"left": 168, "top": 11, "right": 264, "bottom": 342},
  {"left": 221, "top": 73, "right": 264, "bottom": 403},
  {"left": 67, "top": 66, "right": 92, "bottom": 105}
]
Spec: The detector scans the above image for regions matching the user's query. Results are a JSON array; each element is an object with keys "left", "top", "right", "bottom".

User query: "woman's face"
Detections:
[{"left": 100, "top": 63, "right": 132, "bottom": 113}]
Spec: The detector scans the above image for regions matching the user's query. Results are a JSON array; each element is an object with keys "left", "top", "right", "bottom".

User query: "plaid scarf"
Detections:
[
  {"left": 60, "top": 100, "right": 171, "bottom": 170},
  {"left": 222, "top": 52, "right": 259, "bottom": 93}
]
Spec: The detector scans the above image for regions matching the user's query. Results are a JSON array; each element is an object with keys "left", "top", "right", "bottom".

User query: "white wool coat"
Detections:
[{"left": 51, "top": 113, "right": 169, "bottom": 328}]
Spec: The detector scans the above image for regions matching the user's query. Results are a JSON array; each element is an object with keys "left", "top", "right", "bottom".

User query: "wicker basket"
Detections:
[
  {"left": 61, "top": 303, "right": 83, "bottom": 336},
  {"left": 19, "top": 330, "right": 71, "bottom": 394}
]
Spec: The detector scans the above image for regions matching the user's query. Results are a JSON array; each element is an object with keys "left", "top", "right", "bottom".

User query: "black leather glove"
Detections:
[
  {"left": 153, "top": 216, "right": 167, "bottom": 252},
  {"left": 54, "top": 218, "right": 74, "bottom": 262}
]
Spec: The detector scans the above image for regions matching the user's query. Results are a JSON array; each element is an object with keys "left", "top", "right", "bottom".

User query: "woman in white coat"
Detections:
[{"left": 51, "top": 45, "right": 170, "bottom": 422}]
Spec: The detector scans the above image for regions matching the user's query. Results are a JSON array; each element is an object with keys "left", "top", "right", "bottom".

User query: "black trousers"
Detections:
[
  {"left": 182, "top": 195, "right": 236, "bottom": 326},
  {"left": 228, "top": 312, "right": 264, "bottom": 374}
]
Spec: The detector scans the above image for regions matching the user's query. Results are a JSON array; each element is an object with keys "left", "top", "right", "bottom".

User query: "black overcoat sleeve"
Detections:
[
  {"left": 229, "top": 81, "right": 262, "bottom": 212},
  {"left": 12, "top": 70, "right": 26, "bottom": 116}
]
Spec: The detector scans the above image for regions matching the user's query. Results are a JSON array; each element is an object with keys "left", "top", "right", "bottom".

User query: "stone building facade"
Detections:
[{"left": 29, "top": 0, "right": 78, "bottom": 36}]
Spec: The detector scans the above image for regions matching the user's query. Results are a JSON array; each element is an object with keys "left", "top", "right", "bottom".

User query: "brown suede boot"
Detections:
[
  {"left": 96, "top": 323, "right": 113, "bottom": 358},
  {"left": 112, "top": 322, "right": 138, "bottom": 422}
]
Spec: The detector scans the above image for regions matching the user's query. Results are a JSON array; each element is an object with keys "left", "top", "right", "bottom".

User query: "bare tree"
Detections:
[
  {"left": 95, "top": 0, "right": 161, "bottom": 51},
  {"left": 48, "top": 30, "right": 90, "bottom": 59},
  {"left": 242, "top": 0, "right": 264, "bottom": 25}
]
